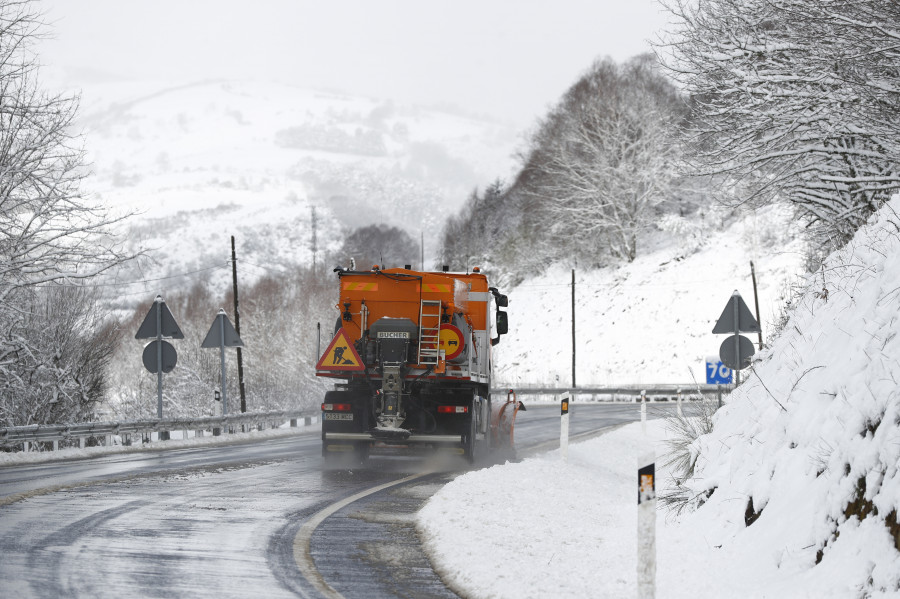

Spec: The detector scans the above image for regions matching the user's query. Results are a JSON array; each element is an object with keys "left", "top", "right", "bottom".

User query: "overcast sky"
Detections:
[{"left": 39, "top": 0, "right": 670, "bottom": 127}]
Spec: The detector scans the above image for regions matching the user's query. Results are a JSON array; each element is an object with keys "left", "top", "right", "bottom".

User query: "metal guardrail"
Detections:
[
  {"left": 0, "top": 409, "right": 318, "bottom": 452},
  {"left": 1, "top": 385, "right": 732, "bottom": 452},
  {"left": 490, "top": 385, "right": 733, "bottom": 398}
]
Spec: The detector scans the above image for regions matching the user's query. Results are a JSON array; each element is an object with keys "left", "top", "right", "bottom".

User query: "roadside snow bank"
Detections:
[
  {"left": 418, "top": 418, "right": 890, "bottom": 598},
  {"left": 676, "top": 196, "right": 900, "bottom": 597},
  {"left": 418, "top": 422, "right": 668, "bottom": 598},
  {"left": 418, "top": 420, "right": 806, "bottom": 598}
]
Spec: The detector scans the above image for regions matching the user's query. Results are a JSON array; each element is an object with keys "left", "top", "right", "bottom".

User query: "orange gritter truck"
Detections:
[{"left": 316, "top": 265, "right": 523, "bottom": 464}]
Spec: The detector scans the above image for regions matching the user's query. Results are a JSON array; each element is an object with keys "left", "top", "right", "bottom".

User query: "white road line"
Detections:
[{"left": 292, "top": 471, "right": 430, "bottom": 599}]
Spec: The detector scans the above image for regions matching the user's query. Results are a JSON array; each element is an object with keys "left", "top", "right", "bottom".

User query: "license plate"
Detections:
[{"left": 324, "top": 413, "right": 353, "bottom": 421}]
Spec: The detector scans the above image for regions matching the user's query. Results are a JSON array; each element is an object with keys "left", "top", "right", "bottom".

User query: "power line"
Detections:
[{"left": 35, "top": 263, "right": 229, "bottom": 289}]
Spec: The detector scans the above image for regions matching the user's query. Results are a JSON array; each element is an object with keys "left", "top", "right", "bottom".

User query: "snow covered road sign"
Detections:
[
  {"left": 713, "top": 291, "right": 759, "bottom": 334},
  {"left": 136, "top": 296, "right": 184, "bottom": 339},
  {"left": 719, "top": 334, "right": 755, "bottom": 371},
  {"left": 143, "top": 339, "right": 177, "bottom": 373},
  {"left": 135, "top": 295, "right": 183, "bottom": 419},
  {"left": 201, "top": 310, "right": 243, "bottom": 348},
  {"left": 713, "top": 291, "right": 758, "bottom": 384},
  {"left": 202, "top": 309, "right": 244, "bottom": 416}
]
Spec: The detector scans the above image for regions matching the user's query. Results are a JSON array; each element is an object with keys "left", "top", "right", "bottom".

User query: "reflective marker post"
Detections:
[
  {"left": 638, "top": 452, "right": 656, "bottom": 599},
  {"left": 640, "top": 390, "right": 647, "bottom": 434},
  {"left": 560, "top": 392, "right": 570, "bottom": 462}
]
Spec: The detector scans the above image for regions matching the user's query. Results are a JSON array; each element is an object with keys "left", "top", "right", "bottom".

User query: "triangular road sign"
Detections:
[
  {"left": 136, "top": 296, "right": 185, "bottom": 339},
  {"left": 713, "top": 290, "right": 760, "bottom": 334},
  {"left": 201, "top": 310, "right": 244, "bottom": 348},
  {"left": 316, "top": 328, "right": 364, "bottom": 371}
]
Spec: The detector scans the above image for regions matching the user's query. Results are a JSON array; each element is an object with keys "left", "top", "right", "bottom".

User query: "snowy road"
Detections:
[{"left": 0, "top": 402, "right": 676, "bottom": 598}]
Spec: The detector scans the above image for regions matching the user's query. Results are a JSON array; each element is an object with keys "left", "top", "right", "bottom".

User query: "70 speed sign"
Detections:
[{"left": 705, "top": 357, "right": 734, "bottom": 384}]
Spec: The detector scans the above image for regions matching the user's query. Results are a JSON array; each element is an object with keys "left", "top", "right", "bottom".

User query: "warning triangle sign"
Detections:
[
  {"left": 201, "top": 311, "right": 244, "bottom": 348},
  {"left": 712, "top": 291, "right": 760, "bottom": 334},
  {"left": 316, "top": 328, "right": 364, "bottom": 371}
]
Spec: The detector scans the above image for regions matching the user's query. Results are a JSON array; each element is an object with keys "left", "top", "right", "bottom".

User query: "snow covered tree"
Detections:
[
  {"left": 0, "top": 1, "right": 132, "bottom": 426},
  {"left": 439, "top": 179, "right": 511, "bottom": 272},
  {"left": 658, "top": 0, "right": 900, "bottom": 247},
  {"left": 521, "top": 55, "right": 684, "bottom": 262},
  {"left": 0, "top": 286, "right": 122, "bottom": 426}
]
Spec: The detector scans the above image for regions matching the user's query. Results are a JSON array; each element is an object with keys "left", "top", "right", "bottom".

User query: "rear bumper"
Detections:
[{"left": 324, "top": 431, "right": 464, "bottom": 444}]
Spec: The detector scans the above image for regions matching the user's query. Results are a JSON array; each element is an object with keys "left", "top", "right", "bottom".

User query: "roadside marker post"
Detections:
[
  {"left": 559, "top": 392, "right": 570, "bottom": 462},
  {"left": 638, "top": 452, "right": 657, "bottom": 599},
  {"left": 640, "top": 390, "right": 647, "bottom": 434}
]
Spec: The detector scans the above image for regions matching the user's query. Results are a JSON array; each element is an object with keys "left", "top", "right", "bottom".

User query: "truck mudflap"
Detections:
[{"left": 491, "top": 389, "right": 525, "bottom": 457}]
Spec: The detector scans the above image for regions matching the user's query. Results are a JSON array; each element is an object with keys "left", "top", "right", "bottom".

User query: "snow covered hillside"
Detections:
[
  {"left": 494, "top": 203, "right": 806, "bottom": 386},
  {"left": 674, "top": 194, "right": 900, "bottom": 596},
  {"left": 419, "top": 195, "right": 900, "bottom": 598},
  {"left": 68, "top": 79, "right": 518, "bottom": 307}
]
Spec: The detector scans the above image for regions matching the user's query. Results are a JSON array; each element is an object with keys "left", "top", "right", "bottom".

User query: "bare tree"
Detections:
[
  {"left": 0, "top": 1, "right": 133, "bottom": 425},
  {"left": 522, "top": 56, "right": 684, "bottom": 262}
]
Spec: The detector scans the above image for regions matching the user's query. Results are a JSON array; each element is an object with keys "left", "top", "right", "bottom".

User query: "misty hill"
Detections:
[{"left": 70, "top": 79, "right": 519, "bottom": 308}]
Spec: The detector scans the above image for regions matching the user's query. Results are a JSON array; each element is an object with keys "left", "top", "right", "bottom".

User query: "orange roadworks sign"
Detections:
[{"left": 316, "top": 328, "right": 364, "bottom": 371}]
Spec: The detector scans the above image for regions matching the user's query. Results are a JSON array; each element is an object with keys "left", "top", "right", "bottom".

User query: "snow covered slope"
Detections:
[
  {"left": 676, "top": 194, "right": 900, "bottom": 596},
  {"left": 419, "top": 195, "right": 900, "bottom": 598},
  {"left": 494, "top": 203, "right": 806, "bottom": 386}
]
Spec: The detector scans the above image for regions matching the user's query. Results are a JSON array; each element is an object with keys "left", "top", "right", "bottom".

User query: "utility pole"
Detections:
[
  {"left": 750, "top": 261, "right": 764, "bottom": 350},
  {"left": 231, "top": 236, "right": 247, "bottom": 412},
  {"left": 310, "top": 206, "right": 318, "bottom": 277},
  {"left": 571, "top": 268, "right": 576, "bottom": 389}
]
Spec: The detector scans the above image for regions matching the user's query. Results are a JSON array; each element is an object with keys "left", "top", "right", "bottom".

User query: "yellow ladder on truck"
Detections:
[{"left": 418, "top": 300, "right": 442, "bottom": 365}]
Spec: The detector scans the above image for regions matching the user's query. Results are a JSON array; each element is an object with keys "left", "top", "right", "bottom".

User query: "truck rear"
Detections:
[{"left": 316, "top": 266, "right": 519, "bottom": 464}]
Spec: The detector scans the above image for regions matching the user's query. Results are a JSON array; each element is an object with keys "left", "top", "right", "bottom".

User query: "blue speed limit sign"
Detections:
[{"left": 706, "top": 358, "right": 733, "bottom": 384}]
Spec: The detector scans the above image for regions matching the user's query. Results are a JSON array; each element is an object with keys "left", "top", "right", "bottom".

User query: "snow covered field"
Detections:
[
  {"left": 494, "top": 203, "right": 806, "bottom": 387},
  {"left": 419, "top": 196, "right": 900, "bottom": 598}
]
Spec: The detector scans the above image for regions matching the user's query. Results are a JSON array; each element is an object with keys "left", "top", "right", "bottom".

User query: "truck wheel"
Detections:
[{"left": 464, "top": 410, "right": 478, "bottom": 464}]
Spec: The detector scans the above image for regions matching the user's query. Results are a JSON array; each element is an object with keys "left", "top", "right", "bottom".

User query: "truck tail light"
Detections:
[
  {"left": 437, "top": 405, "right": 468, "bottom": 414},
  {"left": 322, "top": 403, "right": 352, "bottom": 412}
]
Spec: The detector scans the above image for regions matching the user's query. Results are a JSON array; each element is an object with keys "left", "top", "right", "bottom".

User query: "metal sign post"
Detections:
[
  {"left": 135, "top": 295, "right": 184, "bottom": 419},
  {"left": 712, "top": 290, "right": 760, "bottom": 386},
  {"left": 201, "top": 309, "right": 244, "bottom": 418}
]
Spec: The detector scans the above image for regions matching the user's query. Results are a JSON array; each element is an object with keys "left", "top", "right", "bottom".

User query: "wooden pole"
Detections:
[
  {"left": 750, "top": 261, "right": 764, "bottom": 350},
  {"left": 571, "top": 268, "right": 576, "bottom": 389},
  {"left": 232, "top": 236, "right": 247, "bottom": 412}
]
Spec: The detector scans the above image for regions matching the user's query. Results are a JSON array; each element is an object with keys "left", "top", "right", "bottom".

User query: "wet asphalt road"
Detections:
[{"left": 0, "top": 402, "right": 677, "bottom": 598}]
